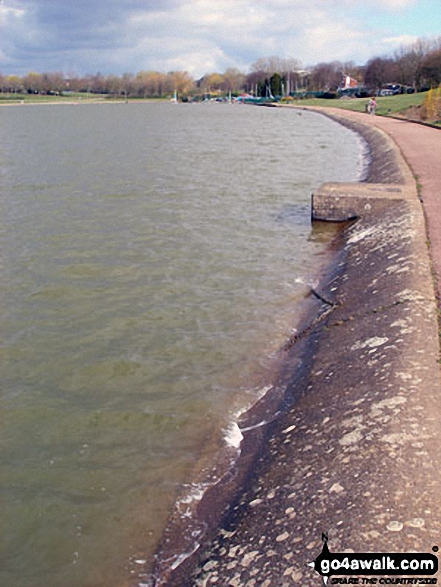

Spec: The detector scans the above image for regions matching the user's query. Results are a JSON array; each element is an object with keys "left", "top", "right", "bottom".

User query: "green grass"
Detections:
[
  {"left": 0, "top": 92, "right": 106, "bottom": 104},
  {"left": 286, "top": 91, "right": 428, "bottom": 117},
  {"left": 0, "top": 93, "right": 173, "bottom": 105}
]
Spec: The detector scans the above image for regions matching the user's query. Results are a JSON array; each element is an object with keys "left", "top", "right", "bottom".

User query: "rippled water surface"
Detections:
[{"left": 0, "top": 102, "right": 364, "bottom": 587}]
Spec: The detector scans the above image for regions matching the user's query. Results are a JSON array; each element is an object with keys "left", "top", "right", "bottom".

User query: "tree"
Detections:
[
  {"left": 121, "top": 73, "right": 134, "bottom": 99},
  {"left": 135, "top": 71, "right": 166, "bottom": 97},
  {"left": 270, "top": 72, "right": 282, "bottom": 97},
  {"left": 311, "top": 62, "right": 340, "bottom": 92},
  {"left": 246, "top": 69, "right": 267, "bottom": 95},
  {"left": 250, "top": 56, "right": 301, "bottom": 76},
  {"left": 422, "top": 49, "right": 441, "bottom": 86},
  {"left": 165, "top": 71, "right": 195, "bottom": 96},
  {"left": 23, "top": 72, "right": 43, "bottom": 94},
  {"left": 106, "top": 74, "right": 123, "bottom": 97},
  {"left": 200, "top": 72, "right": 224, "bottom": 94},
  {"left": 248, "top": 56, "right": 304, "bottom": 95},
  {"left": 421, "top": 85, "right": 441, "bottom": 120},
  {"left": 90, "top": 73, "right": 108, "bottom": 94},
  {"left": 394, "top": 40, "right": 429, "bottom": 90},
  {"left": 5, "top": 75, "right": 23, "bottom": 93},
  {"left": 65, "top": 73, "right": 83, "bottom": 93},
  {"left": 364, "top": 57, "right": 398, "bottom": 90},
  {"left": 44, "top": 72, "right": 65, "bottom": 94},
  {"left": 222, "top": 68, "right": 246, "bottom": 93},
  {"left": 250, "top": 56, "right": 281, "bottom": 74}
]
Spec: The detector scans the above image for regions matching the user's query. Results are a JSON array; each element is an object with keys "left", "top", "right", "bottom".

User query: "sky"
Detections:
[{"left": 0, "top": 0, "right": 440, "bottom": 77}]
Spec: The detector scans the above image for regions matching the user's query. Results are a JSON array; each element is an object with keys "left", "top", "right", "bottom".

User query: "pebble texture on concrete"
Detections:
[
  {"left": 154, "top": 110, "right": 441, "bottom": 587},
  {"left": 190, "top": 201, "right": 441, "bottom": 586}
]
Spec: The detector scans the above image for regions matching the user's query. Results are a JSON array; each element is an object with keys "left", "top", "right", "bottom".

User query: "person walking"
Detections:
[{"left": 368, "top": 97, "right": 377, "bottom": 115}]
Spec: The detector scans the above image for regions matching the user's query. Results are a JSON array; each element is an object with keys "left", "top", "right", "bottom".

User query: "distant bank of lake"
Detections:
[{"left": 0, "top": 102, "right": 365, "bottom": 587}]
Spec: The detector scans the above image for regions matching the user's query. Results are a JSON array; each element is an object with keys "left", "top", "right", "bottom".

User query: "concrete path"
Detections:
[
  {"left": 186, "top": 183, "right": 441, "bottom": 586},
  {"left": 320, "top": 109, "right": 441, "bottom": 308},
  {"left": 150, "top": 107, "right": 441, "bottom": 587}
]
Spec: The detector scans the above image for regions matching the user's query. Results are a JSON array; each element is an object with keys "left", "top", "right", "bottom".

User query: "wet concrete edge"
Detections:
[{"left": 154, "top": 108, "right": 441, "bottom": 587}]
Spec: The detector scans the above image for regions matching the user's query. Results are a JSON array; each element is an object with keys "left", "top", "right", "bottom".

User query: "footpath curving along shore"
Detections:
[
  {"left": 305, "top": 105, "right": 441, "bottom": 309},
  {"left": 174, "top": 109, "right": 441, "bottom": 586}
]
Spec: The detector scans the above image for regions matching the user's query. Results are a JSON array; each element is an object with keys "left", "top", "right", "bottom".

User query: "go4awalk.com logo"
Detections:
[{"left": 307, "top": 534, "right": 438, "bottom": 585}]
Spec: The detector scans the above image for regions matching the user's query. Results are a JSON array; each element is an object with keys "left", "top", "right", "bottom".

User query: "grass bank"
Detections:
[
  {"left": 0, "top": 93, "right": 170, "bottom": 105},
  {"left": 283, "top": 91, "right": 441, "bottom": 127},
  {"left": 0, "top": 92, "right": 108, "bottom": 104}
]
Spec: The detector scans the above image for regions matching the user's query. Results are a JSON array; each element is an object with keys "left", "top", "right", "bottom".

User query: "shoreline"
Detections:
[
  {"left": 0, "top": 98, "right": 169, "bottom": 107},
  {"left": 145, "top": 228, "right": 347, "bottom": 586},
  {"left": 150, "top": 108, "right": 441, "bottom": 586},
  {"left": 142, "top": 110, "right": 368, "bottom": 586}
]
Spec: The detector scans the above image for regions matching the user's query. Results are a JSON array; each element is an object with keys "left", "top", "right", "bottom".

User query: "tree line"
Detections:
[{"left": 1, "top": 36, "right": 441, "bottom": 99}]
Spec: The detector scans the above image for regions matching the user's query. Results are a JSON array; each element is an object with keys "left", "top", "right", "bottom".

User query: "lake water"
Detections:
[{"left": 0, "top": 102, "right": 365, "bottom": 587}]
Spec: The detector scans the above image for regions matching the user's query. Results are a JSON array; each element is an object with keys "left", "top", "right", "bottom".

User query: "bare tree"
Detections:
[
  {"left": 65, "top": 73, "right": 83, "bottom": 93},
  {"left": 6, "top": 75, "right": 24, "bottom": 93},
  {"left": 121, "top": 72, "right": 134, "bottom": 99},
  {"left": 45, "top": 72, "right": 65, "bottom": 94},
  {"left": 135, "top": 71, "right": 166, "bottom": 97},
  {"left": 311, "top": 62, "right": 342, "bottom": 92},
  {"left": 200, "top": 72, "right": 224, "bottom": 94},
  {"left": 250, "top": 56, "right": 301, "bottom": 75},
  {"left": 395, "top": 40, "right": 428, "bottom": 90},
  {"left": 222, "top": 68, "right": 246, "bottom": 93},
  {"left": 364, "top": 57, "right": 398, "bottom": 90},
  {"left": 165, "top": 71, "right": 195, "bottom": 96},
  {"left": 23, "top": 72, "right": 44, "bottom": 94},
  {"left": 422, "top": 49, "right": 441, "bottom": 86},
  {"left": 106, "top": 74, "right": 123, "bottom": 98}
]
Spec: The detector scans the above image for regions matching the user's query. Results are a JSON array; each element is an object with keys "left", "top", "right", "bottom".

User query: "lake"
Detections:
[{"left": 0, "top": 102, "right": 365, "bottom": 587}]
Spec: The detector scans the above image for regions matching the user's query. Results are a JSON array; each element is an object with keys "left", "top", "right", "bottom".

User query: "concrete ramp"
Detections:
[
  {"left": 312, "top": 182, "right": 416, "bottom": 222},
  {"left": 158, "top": 108, "right": 441, "bottom": 587},
  {"left": 189, "top": 173, "right": 441, "bottom": 585}
]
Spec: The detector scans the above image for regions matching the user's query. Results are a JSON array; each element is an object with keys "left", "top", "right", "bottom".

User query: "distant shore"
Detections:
[{"left": 0, "top": 97, "right": 169, "bottom": 106}]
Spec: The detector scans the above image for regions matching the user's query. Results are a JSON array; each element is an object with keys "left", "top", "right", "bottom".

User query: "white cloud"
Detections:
[
  {"left": 0, "top": 0, "right": 430, "bottom": 76},
  {"left": 298, "top": 21, "right": 368, "bottom": 64},
  {"left": 320, "top": 0, "right": 417, "bottom": 7},
  {"left": 379, "top": 0, "right": 416, "bottom": 7},
  {"left": 382, "top": 34, "right": 419, "bottom": 45},
  {"left": 128, "top": 0, "right": 369, "bottom": 74},
  {"left": 0, "top": 4, "right": 24, "bottom": 21}
]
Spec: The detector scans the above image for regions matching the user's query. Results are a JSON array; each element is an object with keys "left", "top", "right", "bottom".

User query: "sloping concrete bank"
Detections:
[
  {"left": 185, "top": 112, "right": 441, "bottom": 585},
  {"left": 298, "top": 106, "right": 441, "bottom": 310}
]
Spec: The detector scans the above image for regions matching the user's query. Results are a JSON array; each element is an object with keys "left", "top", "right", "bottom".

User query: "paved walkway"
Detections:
[{"left": 324, "top": 109, "right": 441, "bottom": 307}]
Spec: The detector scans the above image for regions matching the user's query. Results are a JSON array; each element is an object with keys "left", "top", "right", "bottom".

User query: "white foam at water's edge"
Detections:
[
  {"left": 239, "top": 418, "right": 271, "bottom": 433},
  {"left": 141, "top": 543, "right": 202, "bottom": 586},
  {"left": 176, "top": 483, "right": 211, "bottom": 507},
  {"left": 223, "top": 422, "right": 243, "bottom": 449},
  {"left": 177, "top": 385, "right": 277, "bottom": 512},
  {"left": 254, "top": 384, "right": 273, "bottom": 401},
  {"left": 223, "top": 384, "right": 276, "bottom": 449},
  {"left": 169, "top": 542, "right": 201, "bottom": 571},
  {"left": 154, "top": 384, "right": 280, "bottom": 580},
  {"left": 175, "top": 386, "right": 275, "bottom": 513}
]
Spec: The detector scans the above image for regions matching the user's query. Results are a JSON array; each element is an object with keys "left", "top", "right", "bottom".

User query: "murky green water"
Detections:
[{"left": 0, "top": 102, "right": 365, "bottom": 587}]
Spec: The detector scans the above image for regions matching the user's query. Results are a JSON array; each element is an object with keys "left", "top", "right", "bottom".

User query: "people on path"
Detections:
[{"left": 368, "top": 97, "right": 377, "bottom": 115}]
